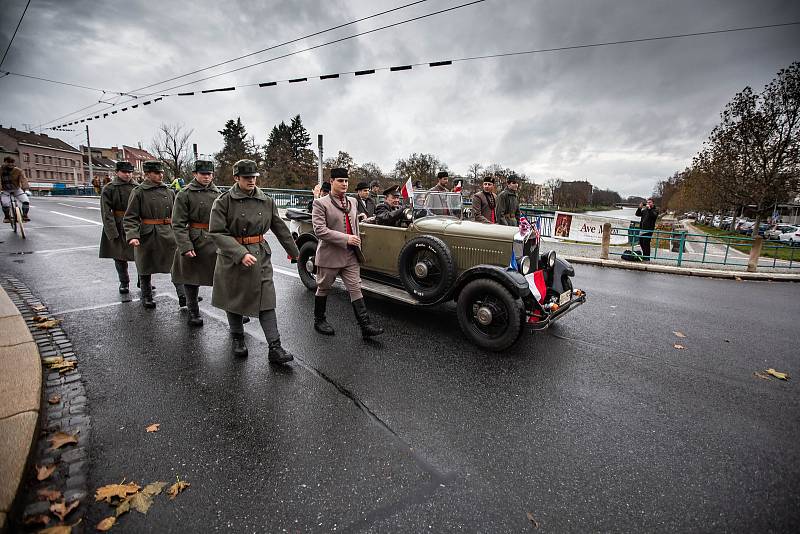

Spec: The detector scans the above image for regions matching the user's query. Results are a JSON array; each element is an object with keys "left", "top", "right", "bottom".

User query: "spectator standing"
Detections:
[
  {"left": 636, "top": 198, "right": 659, "bottom": 261},
  {"left": 495, "top": 175, "right": 521, "bottom": 226}
]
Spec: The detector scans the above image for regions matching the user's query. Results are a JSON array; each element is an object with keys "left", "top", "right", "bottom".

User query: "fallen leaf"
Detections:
[
  {"left": 142, "top": 481, "right": 167, "bottom": 497},
  {"left": 38, "top": 521, "right": 78, "bottom": 534},
  {"left": 33, "top": 315, "right": 48, "bottom": 322},
  {"left": 95, "top": 482, "right": 141, "bottom": 503},
  {"left": 734, "top": 276, "right": 742, "bottom": 281},
  {"left": 49, "top": 360, "right": 77, "bottom": 373},
  {"left": 126, "top": 492, "right": 154, "bottom": 514},
  {"left": 36, "top": 464, "right": 57, "bottom": 480},
  {"left": 49, "top": 431, "right": 78, "bottom": 450},
  {"left": 753, "top": 372, "right": 771, "bottom": 380},
  {"left": 36, "top": 319, "right": 62, "bottom": 329},
  {"left": 167, "top": 479, "right": 190, "bottom": 500},
  {"left": 114, "top": 497, "right": 130, "bottom": 517},
  {"left": 48, "top": 394, "right": 62, "bottom": 404},
  {"left": 23, "top": 513, "right": 50, "bottom": 526},
  {"left": 32, "top": 304, "right": 47, "bottom": 312},
  {"left": 37, "top": 488, "right": 63, "bottom": 501},
  {"left": 673, "top": 344, "right": 686, "bottom": 350},
  {"left": 145, "top": 423, "right": 160, "bottom": 433},
  {"left": 50, "top": 499, "right": 80, "bottom": 521},
  {"left": 673, "top": 331, "right": 687, "bottom": 338},
  {"left": 96, "top": 516, "right": 116, "bottom": 531},
  {"left": 526, "top": 512, "right": 540, "bottom": 529},
  {"left": 43, "top": 356, "right": 64, "bottom": 365},
  {"left": 766, "top": 368, "right": 790, "bottom": 381}
]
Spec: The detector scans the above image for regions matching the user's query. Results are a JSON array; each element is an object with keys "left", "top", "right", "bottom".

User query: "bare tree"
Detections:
[
  {"left": 467, "top": 162, "right": 483, "bottom": 184},
  {"left": 151, "top": 123, "right": 194, "bottom": 180}
]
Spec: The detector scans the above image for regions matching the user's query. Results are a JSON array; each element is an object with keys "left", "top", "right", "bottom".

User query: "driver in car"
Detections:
[{"left": 374, "top": 185, "right": 405, "bottom": 227}]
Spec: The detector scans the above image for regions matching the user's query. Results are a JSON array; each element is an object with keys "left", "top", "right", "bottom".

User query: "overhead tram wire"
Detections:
[
  {"left": 0, "top": 0, "right": 31, "bottom": 70},
  {"left": 44, "top": 0, "right": 488, "bottom": 126},
  {"left": 37, "top": 0, "right": 436, "bottom": 128},
  {"left": 51, "top": 19, "right": 800, "bottom": 128}
]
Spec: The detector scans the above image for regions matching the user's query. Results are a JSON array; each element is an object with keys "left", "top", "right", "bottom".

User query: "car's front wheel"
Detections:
[
  {"left": 456, "top": 279, "right": 525, "bottom": 352},
  {"left": 297, "top": 241, "right": 318, "bottom": 291}
]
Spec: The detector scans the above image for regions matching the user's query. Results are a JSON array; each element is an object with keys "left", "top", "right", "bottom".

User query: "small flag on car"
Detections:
[
  {"left": 507, "top": 248, "right": 518, "bottom": 271},
  {"left": 401, "top": 177, "right": 414, "bottom": 205},
  {"left": 452, "top": 179, "right": 463, "bottom": 193},
  {"left": 519, "top": 215, "right": 532, "bottom": 237},
  {"left": 525, "top": 270, "right": 547, "bottom": 303}
]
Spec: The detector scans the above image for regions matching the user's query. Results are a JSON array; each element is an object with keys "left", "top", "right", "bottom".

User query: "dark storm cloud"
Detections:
[{"left": 1, "top": 0, "right": 798, "bottom": 196}]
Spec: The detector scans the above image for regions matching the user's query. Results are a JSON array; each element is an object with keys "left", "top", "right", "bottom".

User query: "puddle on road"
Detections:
[{"left": 12, "top": 259, "right": 24, "bottom": 263}]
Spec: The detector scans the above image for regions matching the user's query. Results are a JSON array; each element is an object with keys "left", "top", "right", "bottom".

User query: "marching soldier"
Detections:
[
  {"left": 430, "top": 171, "right": 450, "bottom": 192},
  {"left": 495, "top": 175, "right": 521, "bottom": 226},
  {"left": 209, "top": 159, "right": 299, "bottom": 364},
  {"left": 124, "top": 160, "right": 186, "bottom": 309},
  {"left": 374, "top": 185, "right": 405, "bottom": 227},
  {"left": 312, "top": 168, "right": 383, "bottom": 338},
  {"left": 471, "top": 175, "right": 497, "bottom": 224},
  {"left": 171, "top": 160, "right": 220, "bottom": 326},
  {"left": 99, "top": 161, "right": 137, "bottom": 293}
]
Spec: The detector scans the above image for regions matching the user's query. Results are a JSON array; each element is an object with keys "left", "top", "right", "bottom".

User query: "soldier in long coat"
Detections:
[
  {"left": 471, "top": 175, "right": 497, "bottom": 224},
  {"left": 171, "top": 160, "right": 220, "bottom": 326},
  {"left": 123, "top": 160, "right": 185, "bottom": 309},
  {"left": 99, "top": 161, "right": 137, "bottom": 293},
  {"left": 312, "top": 168, "right": 383, "bottom": 338},
  {"left": 209, "top": 159, "right": 300, "bottom": 364},
  {"left": 495, "top": 175, "right": 521, "bottom": 226}
]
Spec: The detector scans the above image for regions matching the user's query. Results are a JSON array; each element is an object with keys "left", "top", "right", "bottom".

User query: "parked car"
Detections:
[
  {"left": 778, "top": 226, "right": 800, "bottom": 245},
  {"left": 766, "top": 224, "right": 797, "bottom": 240},
  {"left": 720, "top": 216, "right": 734, "bottom": 230},
  {"left": 287, "top": 192, "right": 587, "bottom": 351},
  {"left": 712, "top": 215, "right": 722, "bottom": 227}
]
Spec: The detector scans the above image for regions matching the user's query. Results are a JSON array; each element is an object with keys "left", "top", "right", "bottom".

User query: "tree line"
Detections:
[{"left": 652, "top": 61, "right": 799, "bottom": 232}]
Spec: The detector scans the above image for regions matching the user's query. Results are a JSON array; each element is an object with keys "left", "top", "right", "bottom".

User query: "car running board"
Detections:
[{"left": 360, "top": 278, "right": 419, "bottom": 305}]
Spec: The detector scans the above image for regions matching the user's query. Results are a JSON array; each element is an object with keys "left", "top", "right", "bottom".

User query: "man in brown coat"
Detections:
[
  {"left": 430, "top": 171, "right": 450, "bottom": 192},
  {"left": 311, "top": 167, "right": 383, "bottom": 338},
  {"left": 209, "top": 159, "right": 300, "bottom": 363},
  {"left": 99, "top": 161, "right": 137, "bottom": 293},
  {"left": 171, "top": 160, "right": 220, "bottom": 326},
  {"left": 471, "top": 176, "right": 497, "bottom": 224},
  {"left": 1, "top": 156, "right": 31, "bottom": 222},
  {"left": 124, "top": 160, "right": 185, "bottom": 309}
]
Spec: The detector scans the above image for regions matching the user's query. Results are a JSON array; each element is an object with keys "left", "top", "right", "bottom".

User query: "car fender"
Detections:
[
  {"left": 295, "top": 232, "right": 318, "bottom": 249},
  {"left": 451, "top": 265, "right": 533, "bottom": 303},
  {"left": 545, "top": 257, "right": 575, "bottom": 295}
]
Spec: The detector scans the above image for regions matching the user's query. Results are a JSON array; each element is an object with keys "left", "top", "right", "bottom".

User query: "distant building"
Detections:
[
  {"left": 0, "top": 126, "right": 84, "bottom": 191},
  {"left": 118, "top": 145, "right": 156, "bottom": 176}
]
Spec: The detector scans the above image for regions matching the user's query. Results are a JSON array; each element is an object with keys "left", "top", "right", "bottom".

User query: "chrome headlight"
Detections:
[
  {"left": 520, "top": 255, "right": 532, "bottom": 275},
  {"left": 547, "top": 250, "right": 556, "bottom": 268}
]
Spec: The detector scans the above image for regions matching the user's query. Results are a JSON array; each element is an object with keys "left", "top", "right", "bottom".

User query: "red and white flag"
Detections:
[
  {"left": 525, "top": 270, "right": 547, "bottom": 303},
  {"left": 452, "top": 179, "right": 463, "bottom": 193},
  {"left": 400, "top": 177, "right": 414, "bottom": 202}
]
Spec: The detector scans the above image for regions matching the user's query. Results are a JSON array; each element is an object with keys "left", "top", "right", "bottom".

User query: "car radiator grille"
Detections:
[{"left": 451, "top": 246, "right": 506, "bottom": 269}]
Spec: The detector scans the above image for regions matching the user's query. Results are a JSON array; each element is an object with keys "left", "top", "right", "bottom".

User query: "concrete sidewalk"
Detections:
[{"left": 0, "top": 286, "right": 41, "bottom": 531}]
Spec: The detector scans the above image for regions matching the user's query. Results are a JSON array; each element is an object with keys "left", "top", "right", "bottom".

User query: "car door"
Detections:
[{"left": 358, "top": 222, "right": 407, "bottom": 276}]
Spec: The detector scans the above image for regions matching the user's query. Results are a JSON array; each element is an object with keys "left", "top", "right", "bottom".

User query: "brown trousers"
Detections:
[{"left": 315, "top": 263, "right": 363, "bottom": 301}]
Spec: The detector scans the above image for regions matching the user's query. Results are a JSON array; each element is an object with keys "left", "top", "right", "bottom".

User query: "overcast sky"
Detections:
[{"left": 1, "top": 0, "right": 798, "bottom": 196}]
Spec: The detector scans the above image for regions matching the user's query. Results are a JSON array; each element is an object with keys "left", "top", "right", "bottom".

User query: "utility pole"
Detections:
[
  {"left": 85, "top": 125, "right": 94, "bottom": 191},
  {"left": 193, "top": 143, "right": 198, "bottom": 161},
  {"left": 317, "top": 134, "right": 323, "bottom": 185}
]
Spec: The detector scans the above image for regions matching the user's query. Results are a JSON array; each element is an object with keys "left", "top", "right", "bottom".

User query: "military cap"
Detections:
[
  {"left": 331, "top": 167, "right": 348, "bottom": 179},
  {"left": 233, "top": 159, "right": 260, "bottom": 177},
  {"left": 115, "top": 161, "right": 134, "bottom": 172},
  {"left": 383, "top": 185, "right": 400, "bottom": 197},
  {"left": 507, "top": 174, "right": 519, "bottom": 184},
  {"left": 483, "top": 175, "right": 496, "bottom": 184},
  {"left": 143, "top": 160, "right": 163, "bottom": 173},
  {"left": 437, "top": 171, "right": 449, "bottom": 179},
  {"left": 369, "top": 180, "right": 380, "bottom": 188},
  {"left": 194, "top": 160, "right": 214, "bottom": 173},
  {"left": 321, "top": 181, "right": 331, "bottom": 193},
  {"left": 355, "top": 181, "right": 369, "bottom": 191}
]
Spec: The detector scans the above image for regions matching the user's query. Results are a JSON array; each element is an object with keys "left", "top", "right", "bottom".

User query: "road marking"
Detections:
[
  {"left": 8, "top": 244, "right": 99, "bottom": 255},
  {"left": 85, "top": 207, "right": 101, "bottom": 211},
  {"left": 57, "top": 299, "right": 137, "bottom": 315},
  {"left": 25, "top": 224, "right": 97, "bottom": 229},
  {"left": 49, "top": 210, "right": 102, "bottom": 225},
  {"left": 273, "top": 266, "right": 300, "bottom": 279}
]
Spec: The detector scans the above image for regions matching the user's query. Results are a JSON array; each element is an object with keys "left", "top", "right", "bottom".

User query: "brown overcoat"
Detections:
[
  {"left": 209, "top": 184, "right": 299, "bottom": 316},
  {"left": 471, "top": 191, "right": 496, "bottom": 224},
  {"left": 99, "top": 177, "right": 137, "bottom": 260},
  {"left": 123, "top": 180, "right": 177, "bottom": 275},
  {"left": 170, "top": 179, "right": 221, "bottom": 286},
  {"left": 312, "top": 194, "right": 360, "bottom": 269}
]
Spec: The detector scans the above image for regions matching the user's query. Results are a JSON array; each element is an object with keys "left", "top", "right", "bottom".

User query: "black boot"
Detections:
[
  {"left": 178, "top": 295, "right": 187, "bottom": 307},
  {"left": 232, "top": 333, "right": 248, "bottom": 357},
  {"left": 268, "top": 340, "right": 294, "bottom": 364},
  {"left": 187, "top": 311, "right": 203, "bottom": 327},
  {"left": 119, "top": 283, "right": 129, "bottom": 294},
  {"left": 314, "top": 296, "right": 335, "bottom": 335},
  {"left": 140, "top": 278, "right": 155, "bottom": 309},
  {"left": 352, "top": 298, "right": 384, "bottom": 338}
]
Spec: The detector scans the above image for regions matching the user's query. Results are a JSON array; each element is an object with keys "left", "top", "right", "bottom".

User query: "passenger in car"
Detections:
[
  {"left": 430, "top": 171, "right": 450, "bottom": 192},
  {"left": 307, "top": 181, "right": 331, "bottom": 212},
  {"left": 471, "top": 175, "right": 497, "bottom": 223},
  {"left": 374, "top": 185, "right": 405, "bottom": 227},
  {"left": 355, "top": 181, "right": 375, "bottom": 220}
]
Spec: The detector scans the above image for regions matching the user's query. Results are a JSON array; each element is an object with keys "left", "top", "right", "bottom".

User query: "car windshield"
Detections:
[{"left": 410, "top": 191, "right": 463, "bottom": 220}]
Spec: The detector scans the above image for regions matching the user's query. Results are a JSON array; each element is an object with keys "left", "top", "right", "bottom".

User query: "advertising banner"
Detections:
[{"left": 552, "top": 211, "right": 632, "bottom": 244}]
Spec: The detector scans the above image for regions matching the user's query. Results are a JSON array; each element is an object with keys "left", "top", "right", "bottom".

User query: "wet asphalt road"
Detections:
[{"left": 1, "top": 197, "right": 799, "bottom": 533}]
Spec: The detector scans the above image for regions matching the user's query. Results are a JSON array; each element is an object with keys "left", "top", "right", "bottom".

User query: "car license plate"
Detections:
[{"left": 558, "top": 290, "right": 572, "bottom": 306}]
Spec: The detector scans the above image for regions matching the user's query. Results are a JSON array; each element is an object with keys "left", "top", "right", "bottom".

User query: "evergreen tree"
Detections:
[
  {"left": 214, "top": 118, "right": 256, "bottom": 184},
  {"left": 264, "top": 116, "right": 317, "bottom": 188}
]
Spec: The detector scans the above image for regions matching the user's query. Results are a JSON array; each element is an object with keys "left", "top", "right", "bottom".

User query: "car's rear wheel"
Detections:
[
  {"left": 398, "top": 235, "right": 455, "bottom": 303},
  {"left": 297, "top": 240, "right": 318, "bottom": 291},
  {"left": 456, "top": 279, "right": 525, "bottom": 352}
]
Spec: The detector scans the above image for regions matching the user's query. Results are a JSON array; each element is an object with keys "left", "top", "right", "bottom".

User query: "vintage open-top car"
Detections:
[{"left": 286, "top": 192, "right": 586, "bottom": 351}]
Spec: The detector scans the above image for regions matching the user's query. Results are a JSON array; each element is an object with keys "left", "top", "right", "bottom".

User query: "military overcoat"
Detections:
[
  {"left": 209, "top": 184, "right": 299, "bottom": 316},
  {"left": 495, "top": 189, "right": 520, "bottom": 226},
  {"left": 99, "top": 177, "right": 137, "bottom": 260},
  {"left": 123, "top": 180, "right": 178, "bottom": 275},
  {"left": 170, "top": 180, "right": 221, "bottom": 286}
]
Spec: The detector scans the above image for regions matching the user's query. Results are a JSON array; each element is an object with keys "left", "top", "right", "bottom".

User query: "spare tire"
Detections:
[{"left": 397, "top": 235, "right": 456, "bottom": 303}]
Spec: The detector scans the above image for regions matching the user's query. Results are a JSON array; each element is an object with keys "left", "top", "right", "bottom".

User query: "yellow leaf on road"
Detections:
[
  {"left": 95, "top": 482, "right": 141, "bottom": 503},
  {"left": 167, "top": 479, "right": 190, "bottom": 500},
  {"left": 36, "top": 319, "right": 62, "bottom": 329},
  {"left": 145, "top": 423, "right": 160, "bottom": 433},
  {"left": 766, "top": 368, "right": 790, "bottom": 380},
  {"left": 125, "top": 492, "right": 154, "bottom": 514},
  {"left": 32, "top": 304, "right": 47, "bottom": 312},
  {"left": 50, "top": 360, "right": 77, "bottom": 373},
  {"left": 673, "top": 344, "right": 686, "bottom": 350},
  {"left": 48, "top": 394, "right": 62, "bottom": 404},
  {"left": 43, "top": 356, "right": 64, "bottom": 365},
  {"left": 49, "top": 431, "right": 78, "bottom": 450},
  {"left": 36, "top": 464, "right": 57, "bottom": 480},
  {"left": 142, "top": 481, "right": 167, "bottom": 496},
  {"left": 673, "top": 331, "right": 687, "bottom": 338},
  {"left": 753, "top": 371, "right": 771, "bottom": 380},
  {"left": 96, "top": 516, "right": 116, "bottom": 531}
]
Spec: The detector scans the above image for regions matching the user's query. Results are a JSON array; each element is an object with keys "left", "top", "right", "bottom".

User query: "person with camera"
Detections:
[{"left": 636, "top": 198, "right": 659, "bottom": 261}]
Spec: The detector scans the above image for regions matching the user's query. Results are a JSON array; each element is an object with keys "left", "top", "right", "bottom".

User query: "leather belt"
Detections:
[
  {"left": 235, "top": 235, "right": 264, "bottom": 245},
  {"left": 113, "top": 210, "right": 125, "bottom": 217},
  {"left": 189, "top": 222, "right": 209, "bottom": 229},
  {"left": 141, "top": 218, "right": 172, "bottom": 225}
]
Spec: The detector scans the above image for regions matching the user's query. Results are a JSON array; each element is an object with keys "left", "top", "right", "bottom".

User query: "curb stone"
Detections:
[{"left": 1, "top": 278, "right": 90, "bottom": 533}]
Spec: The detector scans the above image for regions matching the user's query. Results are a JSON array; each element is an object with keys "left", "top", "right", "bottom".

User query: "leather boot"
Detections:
[
  {"left": 351, "top": 298, "right": 384, "bottom": 338},
  {"left": 141, "top": 285, "right": 156, "bottom": 309},
  {"left": 119, "top": 283, "right": 129, "bottom": 294},
  {"left": 232, "top": 333, "right": 248, "bottom": 357},
  {"left": 314, "top": 296, "right": 335, "bottom": 335},
  {"left": 268, "top": 340, "right": 294, "bottom": 364},
  {"left": 187, "top": 311, "right": 203, "bottom": 327}
]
